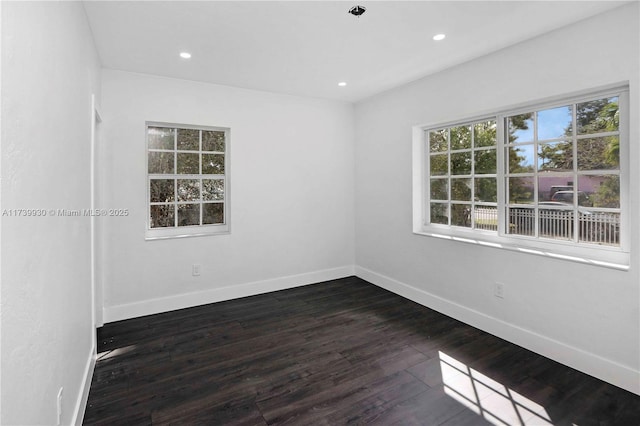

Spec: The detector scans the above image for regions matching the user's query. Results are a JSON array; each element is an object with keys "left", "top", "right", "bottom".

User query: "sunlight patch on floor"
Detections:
[
  {"left": 97, "top": 344, "right": 138, "bottom": 360},
  {"left": 439, "top": 351, "right": 553, "bottom": 426}
]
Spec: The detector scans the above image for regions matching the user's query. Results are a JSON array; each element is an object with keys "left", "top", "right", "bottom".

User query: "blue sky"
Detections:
[
  {"left": 537, "top": 106, "right": 572, "bottom": 140},
  {"left": 511, "top": 105, "right": 572, "bottom": 168},
  {"left": 511, "top": 105, "right": 572, "bottom": 143}
]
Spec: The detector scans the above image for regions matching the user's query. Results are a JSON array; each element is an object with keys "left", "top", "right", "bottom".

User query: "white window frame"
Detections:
[
  {"left": 413, "top": 85, "right": 630, "bottom": 269},
  {"left": 145, "top": 121, "right": 230, "bottom": 240}
]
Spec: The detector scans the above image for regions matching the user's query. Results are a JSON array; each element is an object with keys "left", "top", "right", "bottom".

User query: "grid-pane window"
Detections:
[
  {"left": 505, "top": 96, "right": 621, "bottom": 246},
  {"left": 428, "top": 120, "right": 498, "bottom": 231},
  {"left": 420, "top": 87, "right": 627, "bottom": 256},
  {"left": 147, "top": 123, "right": 229, "bottom": 239}
]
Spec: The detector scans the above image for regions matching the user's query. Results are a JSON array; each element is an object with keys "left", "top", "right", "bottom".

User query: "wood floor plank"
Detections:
[
  {"left": 151, "top": 389, "right": 266, "bottom": 425},
  {"left": 255, "top": 345, "right": 429, "bottom": 423},
  {"left": 261, "top": 371, "right": 425, "bottom": 425},
  {"left": 84, "top": 276, "right": 640, "bottom": 425},
  {"left": 367, "top": 386, "right": 470, "bottom": 425},
  {"left": 325, "top": 373, "right": 431, "bottom": 425},
  {"left": 440, "top": 408, "right": 494, "bottom": 426}
]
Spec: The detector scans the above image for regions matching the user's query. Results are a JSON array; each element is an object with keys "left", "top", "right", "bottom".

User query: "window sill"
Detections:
[
  {"left": 145, "top": 224, "right": 230, "bottom": 240},
  {"left": 413, "top": 227, "right": 630, "bottom": 271}
]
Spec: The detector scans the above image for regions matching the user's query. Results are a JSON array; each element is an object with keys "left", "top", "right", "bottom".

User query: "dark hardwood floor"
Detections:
[{"left": 84, "top": 276, "right": 640, "bottom": 425}]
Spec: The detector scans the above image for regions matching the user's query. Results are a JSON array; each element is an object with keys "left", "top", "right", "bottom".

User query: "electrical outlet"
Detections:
[
  {"left": 494, "top": 282, "right": 505, "bottom": 299},
  {"left": 192, "top": 264, "right": 201, "bottom": 277},
  {"left": 56, "top": 387, "right": 64, "bottom": 426}
]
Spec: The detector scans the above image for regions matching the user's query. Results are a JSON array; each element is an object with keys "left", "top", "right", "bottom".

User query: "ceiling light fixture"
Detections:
[
  {"left": 432, "top": 34, "right": 446, "bottom": 41},
  {"left": 348, "top": 5, "right": 366, "bottom": 17},
  {"left": 179, "top": 52, "right": 192, "bottom": 59},
  {"left": 338, "top": 82, "right": 347, "bottom": 87}
]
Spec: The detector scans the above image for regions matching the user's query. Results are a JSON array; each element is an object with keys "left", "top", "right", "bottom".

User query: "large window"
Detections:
[
  {"left": 146, "top": 122, "right": 230, "bottom": 239},
  {"left": 416, "top": 86, "right": 628, "bottom": 265}
]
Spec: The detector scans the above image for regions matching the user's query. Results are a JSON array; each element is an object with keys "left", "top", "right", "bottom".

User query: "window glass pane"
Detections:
[
  {"left": 430, "top": 179, "right": 447, "bottom": 200},
  {"left": 429, "top": 129, "right": 448, "bottom": 153},
  {"left": 150, "top": 205, "right": 175, "bottom": 228},
  {"left": 584, "top": 175, "right": 619, "bottom": 208},
  {"left": 430, "top": 154, "right": 448, "bottom": 176},
  {"left": 577, "top": 136, "right": 619, "bottom": 171},
  {"left": 508, "top": 177, "right": 534, "bottom": 204},
  {"left": 148, "top": 152, "right": 174, "bottom": 174},
  {"left": 577, "top": 97, "right": 619, "bottom": 135},
  {"left": 475, "top": 178, "right": 497, "bottom": 202},
  {"left": 508, "top": 145, "right": 535, "bottom": 173},
  {"left": 474, "top": 120, "right": 496, "bottom": 147},
  {"left": 177, "top": 179, "right": 200, "bottom": 202},
  {"left": 150, "top": 179, "right": 175, "bottom": 203},
  {"left": 430, "top": 203, "right": 448, "bottom": 225},
  {"left": 577, "top": 189, "right": 593, "bottom": 207},
  {"left": 508, "top": 207, "right": 534, "bottom": 236},
  {"left": 178, "top": 204, "right": 200, "bottom": 226},
  {"left": 537, "top": 105, "right": 571, "bottom": 140},
  {"left": 549, "top": 190, "right": 576, "bottom": 204},
  {"left": 474, "top": 149, "right": 496, "bottom": 174},
  {"left": 507, "top": 113, "right": 534, "bottom": 143},
  {"left": 202, "top": 154, "right": 225, "bottom": 174},
  {"left": 177, "top": 129, "right": 200, "bottom": 151},
  {"left": 474, "top": 206, "right": 498, "bottom": 231},
  {"left": 148, "top": 127, "right": 174, "bottom": 150},
  {"left": 578, "top": 211, "right": 619, "bottom": 246},
  {"left": 539, "top": 207, "right": 573, "bottom": 241},
  {"left": 538, "top": 175, "right": 573, "bottom": 202},
  {"left": 203, "top": 179, "right": 224, "bottom": 201},
  {"left": 538, "top": 142, "right": 572, "bottom": 172},
  {"left": 202, "top": 131, "right": 225, "bottom": 152},
  {"left": 451, "top": 204, "right": 471, "bottom": 227},
  {"left": 451, "top": 179, "right": 471, "bottom": 201},
  {"left": 450, "top": 125, "right": 471, "bottom": 150},
  {"left": 203, "top": 203, "right": 224, "bottom": 224},
  {"left": 177, "top": 153, "right": 200, "bottom": 174},
  {"left": 451, "top": 151, "right": 471, "bottom": 175}
]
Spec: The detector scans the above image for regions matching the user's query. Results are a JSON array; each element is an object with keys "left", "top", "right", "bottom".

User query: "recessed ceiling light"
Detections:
[
  {"left": 433, "top": 34, "right": 446, "bottom": 41},
  {"left": 179, "top": 52, "right": 192, "bottom": 59},
  {"left": 338, "top": 82, "right": 347, "bottom": 87}
]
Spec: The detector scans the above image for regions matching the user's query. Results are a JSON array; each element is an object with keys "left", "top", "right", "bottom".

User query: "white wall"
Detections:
[
  {"left": 100, "top": 70, "right": 355, "bottom": 321},
  {"left": 1, "top": 2, "right": 101, "bottom": 425},
  {"left": 354, "top": 3, "right": 639, "bottom": 394}
]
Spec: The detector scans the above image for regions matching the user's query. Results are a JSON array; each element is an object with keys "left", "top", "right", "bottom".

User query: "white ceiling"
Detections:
[{"left": 83, "top": 1, "right": 627, "bottom": 103}]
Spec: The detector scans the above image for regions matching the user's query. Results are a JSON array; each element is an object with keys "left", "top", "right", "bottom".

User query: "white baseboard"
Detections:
[
  {"left": 103, "top": 265, "right": 355, "bottom": 323},
  {"left": 71, "top": 344, "right": 96, "bottom": 426},
  {"left": 354, "top": 265, "right": 640, "bottom": 396}
]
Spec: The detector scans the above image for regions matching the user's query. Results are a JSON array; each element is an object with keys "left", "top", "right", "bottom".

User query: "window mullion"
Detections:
[
  {"left": 533, "top": 112, "right": 539, "bottom": 239},
  {"left": 618, "top": 90, "right": 629, "bottom": 251},
  {"left": 572, "top": 103, "right": 579, "bottom": 243},
  {"left": 470, "top": 130, "right": 475, "bottom": 229},
  {"left": 496, "top": 115, "right": 507, "bottom": 236},
  {"left": 447, "top": 128, "right": 452, "bottom": 226},
  {"left": 424, "top": 133, "right": 430, "bottom": 226},
  {"left": 173, "top": 129, "right": 178, "bottom": 227},
  {"left": 199, "top": 130, "right": 203, "bottom": 226}
]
